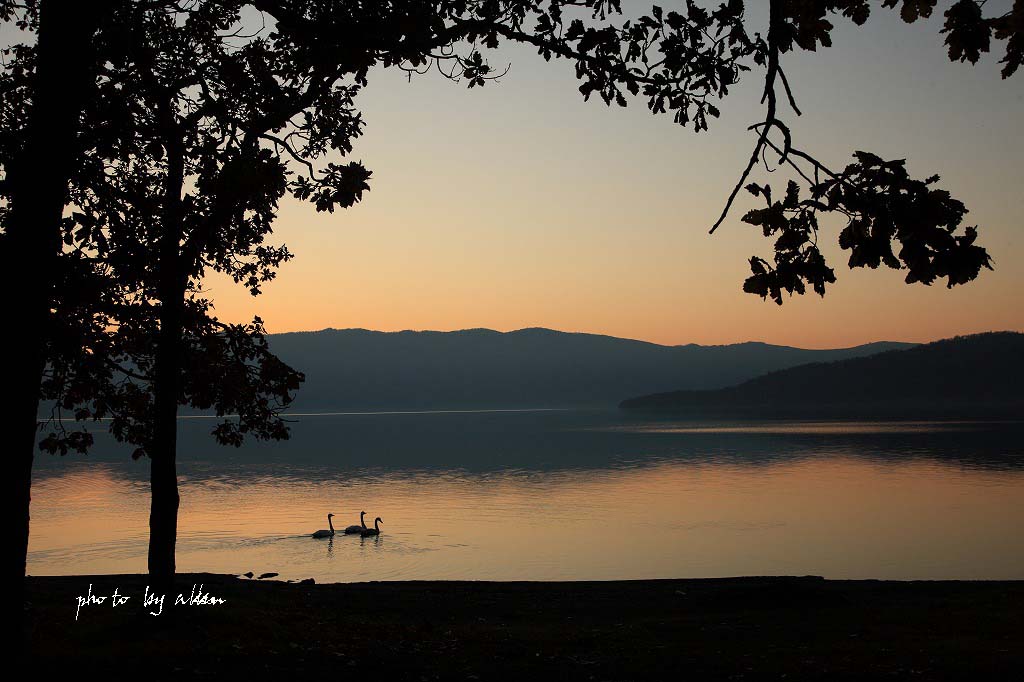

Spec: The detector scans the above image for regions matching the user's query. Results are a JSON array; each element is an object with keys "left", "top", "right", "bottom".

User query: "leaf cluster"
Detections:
[{"left": 740, "top": 151, "right": 992, "bottom": 304}]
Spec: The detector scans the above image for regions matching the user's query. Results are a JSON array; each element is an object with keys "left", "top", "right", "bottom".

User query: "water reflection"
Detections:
[
  {"left": 28, "top": 411, "right": 1024, "bottom": 582},
  {"left": 35, "top": 410, "right": 1024, "bottom": 473}
]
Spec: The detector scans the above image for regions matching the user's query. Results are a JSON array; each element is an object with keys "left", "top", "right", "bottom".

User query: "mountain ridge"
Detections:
[
  {"left": 272, "top": 326, "right": 908, "bottom": 351},
  {"left": 265, "top": 327, "right": 914, "bottom": 411},
  {"left": 619, "top": 331, "right": 1024, "bottom": 417}
]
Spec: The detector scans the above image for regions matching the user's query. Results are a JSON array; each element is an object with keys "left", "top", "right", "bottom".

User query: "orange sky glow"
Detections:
[{"left": 204, "top": 6, "right": 1023, "bottom": 349}]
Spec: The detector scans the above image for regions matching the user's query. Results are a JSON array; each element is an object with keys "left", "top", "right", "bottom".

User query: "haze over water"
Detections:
[{"left": 28, "top": 411, "right": 1024, "bottom": 582}]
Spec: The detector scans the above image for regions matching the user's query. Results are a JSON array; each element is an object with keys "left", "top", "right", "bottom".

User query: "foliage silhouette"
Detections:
[
  {"left": 480, "top": 0, "right": 1013, "bottom": 302},
  {"left": 2, "top": 0, "right": 747, "bottom": 579},
  {"left": 49, "top": 0, "right": 380, "bottom": 577},
  {"left": 1, "top": 0, "right": 1020, "bottom": 586}
]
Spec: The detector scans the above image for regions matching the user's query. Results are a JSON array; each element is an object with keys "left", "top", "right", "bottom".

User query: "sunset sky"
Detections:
[{"left": 122, "top": 4, "right": 1024, "bottom": 346}]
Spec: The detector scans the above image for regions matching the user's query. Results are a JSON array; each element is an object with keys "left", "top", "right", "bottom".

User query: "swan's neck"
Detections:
[
  {"left": 374, "top": 519, "right": 380, "bottom": 531},
  {"left": 328, "top": 515, "right": 335, "bottom": 532},
  {"left": 361, "top": 511, "right": 366, "bottom": 528}
]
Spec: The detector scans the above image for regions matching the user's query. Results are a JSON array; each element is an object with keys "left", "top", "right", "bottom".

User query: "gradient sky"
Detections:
[{"left": 17, "top": 3, "right": 1024, "bottom": 348}]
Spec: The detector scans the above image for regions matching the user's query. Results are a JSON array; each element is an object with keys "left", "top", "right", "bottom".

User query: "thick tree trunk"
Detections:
[
  {"left": 1, "top": 1, "right": 100, "bottom": 600},
  {"left": 148, "top": 284, "right": 183, "bottom": 578},
  {"left": 148, "top": 325, "right": 182, "bottom": 579},
  {"left": 148, "top": 113, "right": 186, "bottom": 580}
]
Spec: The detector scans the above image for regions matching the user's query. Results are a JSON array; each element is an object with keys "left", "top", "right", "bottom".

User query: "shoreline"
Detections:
[
  {"left": 26, "top": 573, "right": 1024, "bottom": 679},
  {"left": 27, "top": 571, "right": 1024, "bottom": 584}
]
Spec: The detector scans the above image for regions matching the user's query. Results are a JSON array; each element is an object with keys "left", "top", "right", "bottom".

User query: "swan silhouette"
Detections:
[
  {"left": 343, "top": 511, "right": 367, "bottom": 534},
  {"left": 311, "top": 513, "right": 335, "bottom": 538},
  {"left": 360, "top": 517, "right": 382, "bottom": 537}
]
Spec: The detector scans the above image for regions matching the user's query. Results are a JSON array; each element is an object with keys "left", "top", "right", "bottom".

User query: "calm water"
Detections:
[{"left": 28, "top": 410, "right": 1024, "bottom": 582}]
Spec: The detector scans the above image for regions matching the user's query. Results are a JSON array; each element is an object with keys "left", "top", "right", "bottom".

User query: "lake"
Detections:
[{"left": 27, "top": 410, "right": 1024, "bottom": 582}]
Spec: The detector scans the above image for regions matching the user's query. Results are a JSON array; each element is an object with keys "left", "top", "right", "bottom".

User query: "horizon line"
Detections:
[{"left": 260, "top": 325, "right": 1022, "bottom": 351}]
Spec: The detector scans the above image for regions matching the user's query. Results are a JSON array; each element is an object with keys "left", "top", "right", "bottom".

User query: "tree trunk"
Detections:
[
  {"left": 148, "top": 307, "right": 183, "bottom": 579},
  {"left": 148, "top": 111, "right": 186, "bottom": 581},
  {"left": 1, "top": 0, "right": 100, "bottom": 600}
]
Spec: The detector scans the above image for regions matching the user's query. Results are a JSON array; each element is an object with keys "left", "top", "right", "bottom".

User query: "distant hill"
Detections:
[
  {"left": 619, "top": 332, "right": 1024, "bottom": 417},
  {"left": 266, "top": 328, "right": 911, "bottom": 410}
]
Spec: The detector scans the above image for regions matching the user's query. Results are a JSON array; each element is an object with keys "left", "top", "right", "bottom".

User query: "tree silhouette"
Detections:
[
  {"left": 0, "top": 0, "right": 108, "bottom": 605},
  {"left": 44, "top": 1, "right": 366, "bottom": 578},
  {"left": 10, "top": 0, "right": 674, "bottom": 579},
  {"left": 2, "top": 1, "right": 1020, "bottom": 587}
]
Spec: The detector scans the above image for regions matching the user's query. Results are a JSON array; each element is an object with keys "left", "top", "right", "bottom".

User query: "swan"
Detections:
[
  {"left": 343, "top": 511, "right": 367, "bottom": 534},
  {"left": 360, "top": 517, "right": 382, "bottom": 537},
  {"left": 311, "top": 513, "right": 336, "bottom": 538}
]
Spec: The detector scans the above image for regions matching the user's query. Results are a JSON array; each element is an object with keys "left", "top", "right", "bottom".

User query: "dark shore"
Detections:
[{"left": 26, "top": 574, "right": 1023, "bottom": 680}]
